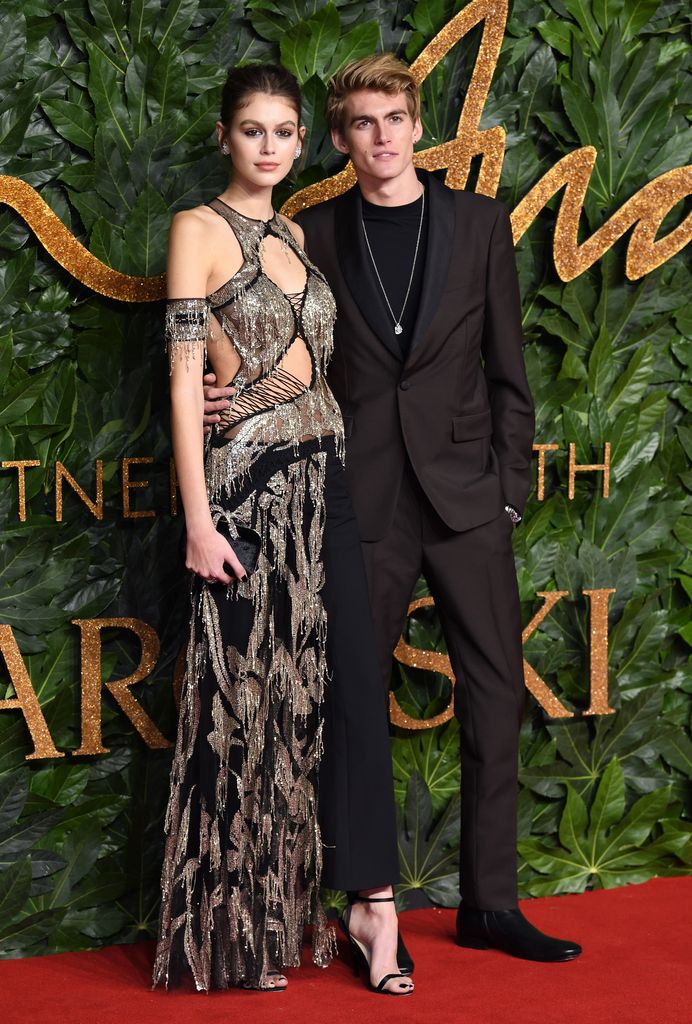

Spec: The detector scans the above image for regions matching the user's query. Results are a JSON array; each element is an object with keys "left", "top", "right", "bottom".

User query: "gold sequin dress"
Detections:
[{"left": 152, "top": 200, "right": 344, "bottom": 991}]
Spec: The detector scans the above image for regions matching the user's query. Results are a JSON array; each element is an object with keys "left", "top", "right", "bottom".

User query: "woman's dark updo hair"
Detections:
[{"left": 220, "top": 64, "right": 302, "bottom": 126}]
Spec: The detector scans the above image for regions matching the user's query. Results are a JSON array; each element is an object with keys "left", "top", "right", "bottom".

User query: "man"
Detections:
[{"left": 204, "top": 54, "right": 580, "bottom": 962}]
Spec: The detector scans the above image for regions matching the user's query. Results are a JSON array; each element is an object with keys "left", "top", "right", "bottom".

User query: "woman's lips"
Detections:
[{"left": 255, "top": 162, "right": 279, "bottom": 170}]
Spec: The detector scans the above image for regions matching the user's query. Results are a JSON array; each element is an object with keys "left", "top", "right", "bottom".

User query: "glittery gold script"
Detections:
[
  {"left": 72, "top": 618, "right": 171, "bottom": 754},
  {"left": 0, "top": 0, "right": 689, "bottom": 295},
  {"left": 0, "top": 176, "right": 165, "bottom": 301},
  {"left": 282, "top": 0, "right": 691, "bottom": 282}
]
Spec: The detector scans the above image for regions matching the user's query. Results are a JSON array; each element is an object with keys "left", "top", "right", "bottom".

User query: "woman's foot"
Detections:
[
  {"left": 346, "top": 888, "right": 414, "bottom": 995},
  {"left": 242, "top": 969, "right": 288, "bottom": 991}
]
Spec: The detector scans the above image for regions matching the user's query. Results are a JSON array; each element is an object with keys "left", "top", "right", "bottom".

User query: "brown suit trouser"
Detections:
[{"left": 360, "top": 459, "right": 526, "bottom": 910}]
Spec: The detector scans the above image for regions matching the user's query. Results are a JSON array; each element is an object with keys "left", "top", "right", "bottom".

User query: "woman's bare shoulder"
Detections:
[{"left": 170, "top": 205, "right": 220, "bottom": 237}]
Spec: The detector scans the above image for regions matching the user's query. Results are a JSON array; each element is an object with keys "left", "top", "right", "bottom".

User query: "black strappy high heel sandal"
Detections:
[
  {"left": 346, "top": 892, "right": 415, "bottom": 975},
  {"left": 339, "top": 895, "right": 414, "bottom": 996}
]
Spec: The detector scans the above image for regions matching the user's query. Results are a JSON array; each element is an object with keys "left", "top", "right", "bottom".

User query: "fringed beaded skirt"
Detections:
[{"left": 152, "top": 436, "right": 337, "bottom": 991}]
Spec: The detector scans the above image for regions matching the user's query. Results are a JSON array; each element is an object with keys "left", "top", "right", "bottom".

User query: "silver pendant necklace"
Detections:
[{"left": 361, "top": 189, "right": 425, "bottom": 336}]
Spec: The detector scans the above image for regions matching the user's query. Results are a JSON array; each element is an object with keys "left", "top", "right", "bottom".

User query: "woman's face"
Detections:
[{"left": 217, "top": 92, "right": 304, "bottom": 190}]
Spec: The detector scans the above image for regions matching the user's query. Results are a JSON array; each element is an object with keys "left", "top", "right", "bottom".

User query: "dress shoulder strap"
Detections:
[{"left": 206, "top": 198, "right": 268, "bottom": 264}]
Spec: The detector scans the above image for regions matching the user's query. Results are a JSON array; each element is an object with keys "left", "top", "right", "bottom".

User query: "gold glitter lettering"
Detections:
[
  {"left": 72, "top": 617, "right": 170, "bottom": 754},
  {"left": 122, "top": 457, "right": 156, "bottom": 519},
  {"left": 55, "top": 459, "right": 104, "bottom": 522},
  {"left": 390, "top": 597, "right": 455, "bottom": 729},
  {"left": 568, "top": 442, "right": 611, "bottom": 499},
  {"left": 583, "top": 589, "right": 616, "bottom": 716},
  {"left": 0, "top": 625, "right": 64, "bottom": 759},
  {"left": 521, "top": 591, "right": 574, "bottom": 719},
  {"left": 533, "top": 444, "right": 560, "bottom": 502},
  {"left": 1, "top": 460, "right": 41, "bottom": 521}
]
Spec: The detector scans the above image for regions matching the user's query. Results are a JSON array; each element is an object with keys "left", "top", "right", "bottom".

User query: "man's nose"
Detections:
[{"left": 374, "top": 122, "right": 390, "bottom": 145}]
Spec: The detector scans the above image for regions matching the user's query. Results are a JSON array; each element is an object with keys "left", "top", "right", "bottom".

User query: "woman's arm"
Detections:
[{"left": 167, "top": 211, "right": 246, "bottom": 583}]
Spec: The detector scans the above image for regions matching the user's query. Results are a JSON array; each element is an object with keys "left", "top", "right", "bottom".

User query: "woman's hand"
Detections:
[
  {"left": 203, "top": 371, "right": 236, "bottom": 433},
  {"left": 185, "top": 523, "right": 247, "bottom": 584}
]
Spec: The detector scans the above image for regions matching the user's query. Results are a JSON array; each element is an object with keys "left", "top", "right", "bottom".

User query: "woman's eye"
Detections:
[{"left": 276, "top": 130, "right": 292, "bottom": 138}]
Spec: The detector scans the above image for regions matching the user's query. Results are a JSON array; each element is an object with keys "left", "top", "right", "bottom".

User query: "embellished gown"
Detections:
[{"left": 152, "top": 201, "right": 348, "bottom": 991}]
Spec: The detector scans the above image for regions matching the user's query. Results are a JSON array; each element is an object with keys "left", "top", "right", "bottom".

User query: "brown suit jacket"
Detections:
[{"left": 294, "top": 170, "right": 535, "bottom": 542}]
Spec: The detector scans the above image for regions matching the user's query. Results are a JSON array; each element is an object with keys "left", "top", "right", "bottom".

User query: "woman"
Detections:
[{"left": 152, "top": 64, "right": 413, "bottom": 996}]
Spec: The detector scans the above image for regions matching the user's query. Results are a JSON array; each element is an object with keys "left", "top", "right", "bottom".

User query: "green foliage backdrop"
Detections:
[{"left": 0, "top": 0, "right": 690, "bottom": 957}]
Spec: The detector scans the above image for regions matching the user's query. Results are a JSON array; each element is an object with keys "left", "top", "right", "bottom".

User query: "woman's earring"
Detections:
[
  {"left": 221, "top": 141, "right": 229, "bottom": 155},
  {"left": 294, "top": 146, "right": 302, "bottom": 159}
]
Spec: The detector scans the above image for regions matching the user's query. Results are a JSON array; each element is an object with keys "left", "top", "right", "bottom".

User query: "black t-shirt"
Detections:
[{"left": 361, "top": 184, "right": 429, "bottom": 359}]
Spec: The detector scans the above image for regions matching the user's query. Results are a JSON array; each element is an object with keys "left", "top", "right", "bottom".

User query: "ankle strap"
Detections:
[{"left": 350, "top": 894, "right": 395, "bottom": 904}]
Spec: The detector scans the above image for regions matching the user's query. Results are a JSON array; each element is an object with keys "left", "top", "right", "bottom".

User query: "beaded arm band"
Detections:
[{"left": 165, "top": 298, "right": 209, "bottom": 373}]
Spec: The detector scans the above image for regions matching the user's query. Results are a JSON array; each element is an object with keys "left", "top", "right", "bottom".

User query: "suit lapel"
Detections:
[
  {"left": 406, "top": 171, "right": 456, "bottom": 364},
  {"left": 335, "top": 186, "right": 404, "bottom": 361}
]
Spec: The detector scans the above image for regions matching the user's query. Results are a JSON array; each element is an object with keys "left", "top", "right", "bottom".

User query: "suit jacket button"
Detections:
[{"left": 399, "top": 379, "right": 411, "bottom": 391}]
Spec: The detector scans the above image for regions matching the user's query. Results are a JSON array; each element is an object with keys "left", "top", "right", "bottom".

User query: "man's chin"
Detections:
[{"left": 362, "top": 159, "right": 409, "bottom": 180}]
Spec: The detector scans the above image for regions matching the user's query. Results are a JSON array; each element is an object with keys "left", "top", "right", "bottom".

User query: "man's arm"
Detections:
[{"left": 481, "top": 204, "right": 535, "bottom": 517}]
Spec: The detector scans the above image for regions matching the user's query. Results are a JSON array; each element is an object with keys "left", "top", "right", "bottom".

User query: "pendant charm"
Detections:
[{"left": 394, "top": 324, "right": 403, "bottom": 335}]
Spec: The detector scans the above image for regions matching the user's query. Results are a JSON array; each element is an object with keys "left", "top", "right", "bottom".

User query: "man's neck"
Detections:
[{"left": 357, "top": 163, "right": 423, "bottom": 207}]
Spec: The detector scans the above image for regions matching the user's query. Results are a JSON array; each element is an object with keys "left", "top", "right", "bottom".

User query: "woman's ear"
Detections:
[{"left": 216, "top": 120, "right": 228, "bottom": 153}]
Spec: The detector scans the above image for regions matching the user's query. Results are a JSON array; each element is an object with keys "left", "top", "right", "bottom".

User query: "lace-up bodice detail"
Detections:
[{"left": 165, "top": 199, "right": 344, "bottom": 488}]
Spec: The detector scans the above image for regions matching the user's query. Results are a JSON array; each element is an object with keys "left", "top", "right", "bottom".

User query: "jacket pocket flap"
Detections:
[{"left": 452, "top": 410, "right": 492, "bottom": 441}]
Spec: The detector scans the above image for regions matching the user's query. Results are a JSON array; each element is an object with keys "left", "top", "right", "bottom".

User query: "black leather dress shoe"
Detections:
[{"left": 456, "top": 906, "right": 582, "bottom": 962}]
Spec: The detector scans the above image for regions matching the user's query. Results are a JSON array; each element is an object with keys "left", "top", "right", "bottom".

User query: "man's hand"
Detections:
[{"left": 202, "top": 371, "right": 235, "bottom": 434}]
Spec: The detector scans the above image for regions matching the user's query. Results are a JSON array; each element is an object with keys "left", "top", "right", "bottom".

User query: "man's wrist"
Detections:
[{"left": 504, "top": 503, "right": 522, "bottom": 526}]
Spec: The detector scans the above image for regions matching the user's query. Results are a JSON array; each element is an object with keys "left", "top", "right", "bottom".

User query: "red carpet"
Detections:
[{"left": 2, "top": 878, "right": 690, "bottom": 1024}]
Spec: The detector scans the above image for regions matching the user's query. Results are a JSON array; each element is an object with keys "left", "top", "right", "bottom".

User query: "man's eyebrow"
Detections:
[
  {"left": 349, "top": 109, "right": 408, "bottom": 124},
  {"left": 238, "top": 118, "right": 297, "bottom": 127}
]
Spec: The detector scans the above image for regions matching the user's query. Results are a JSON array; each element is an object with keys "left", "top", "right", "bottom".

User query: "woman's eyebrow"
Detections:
[{"left": 238, "top": 118, "right": 297, "bottom": 128}]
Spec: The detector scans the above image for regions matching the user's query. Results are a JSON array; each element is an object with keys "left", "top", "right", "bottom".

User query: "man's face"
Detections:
[{"left": 331, "top": 89, "right": 422, "bottom": 183}]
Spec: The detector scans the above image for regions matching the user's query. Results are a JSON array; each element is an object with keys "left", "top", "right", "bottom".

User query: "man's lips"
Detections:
[{"left": 372, "top": 152, "right": 398, "bottom": 159}]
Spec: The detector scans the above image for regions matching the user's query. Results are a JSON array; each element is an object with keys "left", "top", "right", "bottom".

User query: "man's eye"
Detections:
[{"left": 390, "top": 115, "right": 402, "bottom": 122}]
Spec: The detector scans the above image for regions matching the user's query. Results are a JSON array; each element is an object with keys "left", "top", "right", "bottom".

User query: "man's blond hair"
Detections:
[{"left": 326, "top": 54, "right": 420, "bottom": 133}]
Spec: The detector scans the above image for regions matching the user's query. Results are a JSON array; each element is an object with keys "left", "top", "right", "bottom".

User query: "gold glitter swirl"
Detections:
[
  {"left": 282, "top": 0, "right": 691, "bottom": 281},
  {"left": 1, "top": 0, "right": 690, "bottom": 297},
  {"left": 0, "top": 175, "right": 165, "bottom": 302},
  {"left": 511, "top": 152, "right": 692, "bottom": 281}
]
